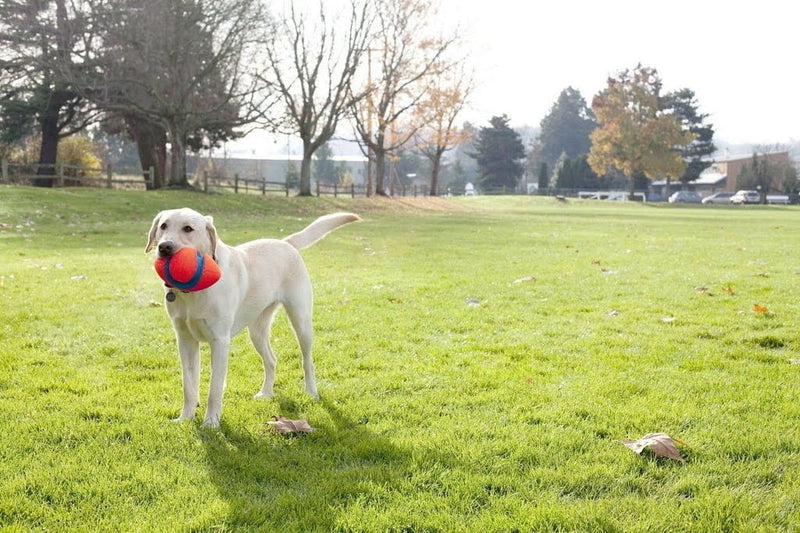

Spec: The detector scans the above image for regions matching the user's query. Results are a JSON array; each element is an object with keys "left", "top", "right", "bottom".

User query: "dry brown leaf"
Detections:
[
  {"left": 267, "top": 415, "right": 314, "bottom": 435},
  {"left": 619, "top": 432, "right": 686, "bottom": 462},
  {"left": 724, "top": 285, "right": 736, "bottom": 295},
  {"left": 753, "top": 303, "right": 769, "bottom": 314}
]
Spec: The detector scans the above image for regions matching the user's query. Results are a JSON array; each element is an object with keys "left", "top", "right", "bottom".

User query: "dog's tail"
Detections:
[{"left": 283, "top": 212, "right": 361, "bottom": 250}]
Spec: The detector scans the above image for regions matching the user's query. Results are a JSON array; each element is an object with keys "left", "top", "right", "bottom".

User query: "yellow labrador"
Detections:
[{"left": 145, "top": 208, "right": 360, "bottom": 427}]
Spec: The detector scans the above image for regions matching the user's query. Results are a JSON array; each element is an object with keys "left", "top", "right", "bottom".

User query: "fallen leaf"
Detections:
[
  {"left": 149, "top": 300, "right": 163, "bottom": 307},
  {"left": 70, "top": 275, "right": 87, "bottom": 281},
  {"left": 591, "top": 259, "right": 601, "bottom": 266},
  {"left": 601, "top": 269, "right": 618, "bottom": 275},
  {"left": 513, "top": 276, "right": 535, "bottom": 284},
  {"left": 660, "top": 316, "right": 676, "bottom": 323},
  {"left": 267, "top": 415, "right": 314, "bottom": 435},
  {"left": 753, "top": 303, "right": 769, "bottom": 314},
  {"left": 789, "top": 359, "right": 800, "bottom": 365},
  {"left": 608, "top": 309, "right": 619, "bottom": 316},
  {"left": 694, "top": 286, "right": 711, "bottom": 294},
  {"left": 724, "top": 285, "right": 736, "bottom": 295},
  {"left": 466, "top": 298, "right": 481, "bottom": 307},
  {"left": 619, "top": 432, "right": 685, "bottom": 462}
]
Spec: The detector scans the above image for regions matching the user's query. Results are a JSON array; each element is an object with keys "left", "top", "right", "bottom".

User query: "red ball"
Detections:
[{"left": 154, "top": 247, "right": 221, "bottom": 292}]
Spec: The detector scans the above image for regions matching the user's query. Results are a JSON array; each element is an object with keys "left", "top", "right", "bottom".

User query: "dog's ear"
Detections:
[
  {"left": 205, "top": 215, "right": 218, "bottom": 259},
  {"left": 145, "top": 212, "right": 162, "bottom": 254}
]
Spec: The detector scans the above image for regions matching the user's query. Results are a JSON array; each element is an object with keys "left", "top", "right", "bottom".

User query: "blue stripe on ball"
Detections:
[{"left": 164, "top": 250, "right": 205, "bottom": 291}]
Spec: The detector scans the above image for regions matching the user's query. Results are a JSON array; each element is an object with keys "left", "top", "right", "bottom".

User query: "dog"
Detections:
[{"left": 145, "top": 208, "right": 360, "bottom": 427}]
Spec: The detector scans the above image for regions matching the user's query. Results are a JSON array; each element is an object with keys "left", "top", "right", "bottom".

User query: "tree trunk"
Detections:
[
  {"left": 299, "top": 150, "right": 313, "bottom": 196},
  {"left": 430, "top": 154, "right": 442, "bottom": 196},
  {"left": 627, "top": 174, "right": 636, "bottom": 198},
  {"left": 168, "top": 125, "right": 188, "bottom": 187},
  {"left": 128, "top": 116, "right": 164, "bottom": 189},
  {"left": 36, "top": 105, "right": 61, "bottom": 188},
  {"left": 374, "top": 150, "right": 388, "bottom": 196}
]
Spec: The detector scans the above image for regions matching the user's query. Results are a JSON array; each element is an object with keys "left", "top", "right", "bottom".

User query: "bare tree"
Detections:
[
  {"left": 0, "top": 0, "right": 99, "bottom": 186},
  {"left": 352, "top": 0, "right": 457, "bottom": 196},
  {"left": 75, "top": 0, "right": 265, "bottom": 187},
  {"left": 413, "top": 65, "right": 473, "bottom": 195},
  {"left": 257, "top": 0, "right": 372, "bottom": 196}
]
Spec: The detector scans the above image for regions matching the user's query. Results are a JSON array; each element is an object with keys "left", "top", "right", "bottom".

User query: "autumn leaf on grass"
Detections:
[
  {"left": 753, "top": 303, "right": 770, "bottom": 314},
  {"left": 619, "top": 432, "right": 686, "bottom": 462},
  {"left": 267, "top": 415, "right": 314, "bottom": 435},
  {"left": 724, "top": 285, "right": 736, "bottom": 295}
]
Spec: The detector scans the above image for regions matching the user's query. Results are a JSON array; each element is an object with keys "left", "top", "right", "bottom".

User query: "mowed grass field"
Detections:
[{"left": 1, "top": 186, "right": 799, "bottom": 531}]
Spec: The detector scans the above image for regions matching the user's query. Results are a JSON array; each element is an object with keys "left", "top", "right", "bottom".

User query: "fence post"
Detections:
[
  {"left": 1, "top": 159, "right": 7, "bottom": 183},
  {"left": 261, "top": 178, "right": 266, "bottom": 195},
  {"left": 57, "top": 162, "right": 64, "bottom": 187},
  {"left": 148, "top": 166, "right": 154, "bottom": 189},
  {"left": 351, "top": 184, "right": 355, "bottom": 198},
  {"left": 285, "top": 181, "right": 289, "bottom": 197},
  {"left": 234, "top": 173, "right": 239, "bottom": 194},
  {"left": 334, "top": 183, "right": 338, "bottom": 198},
  {"left": 106, "top": 164, "right": 113, "bottom": 188},
  {"left": 316, "top": 181, "right": 320, "bottom": 197},
  {"left": 203, "top": 171, "right": 209, "bottom": 193}
]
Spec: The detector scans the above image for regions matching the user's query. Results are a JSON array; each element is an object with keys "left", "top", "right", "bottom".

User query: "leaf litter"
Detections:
[{"left": 619, "top": 432, "right": 686, "bottom": 462}]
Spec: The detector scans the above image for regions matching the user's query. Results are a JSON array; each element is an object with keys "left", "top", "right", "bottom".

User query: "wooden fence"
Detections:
[{"left": 1, "top": 160, "right": 154, "bottom": 189}]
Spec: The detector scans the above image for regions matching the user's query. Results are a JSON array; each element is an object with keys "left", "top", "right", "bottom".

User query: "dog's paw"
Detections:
[
  {"left": 253, "top": 391, "right": 274, "bottom": 400},
  {"left": 201, "top": 417, "right": 221, "bottom": 429},
  {"left": 172, "top": 414, "right": 194, "bottom": 423}
]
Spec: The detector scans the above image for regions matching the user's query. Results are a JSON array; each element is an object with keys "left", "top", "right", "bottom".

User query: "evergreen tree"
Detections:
[
  {"left": 313, "top": 143, "right": 338, "bottom": 184},
  {"left": 662, "top": 88, "right": 715, "bottom": 182},
  {"left": 537, "top": 87, "right": 596, "bottom": 171},
  {"left": 471, "top": 115, "right": 526, "bottom": 191},
  {"left": 538, "top": 162, "right": 549, "bottom": 190}
]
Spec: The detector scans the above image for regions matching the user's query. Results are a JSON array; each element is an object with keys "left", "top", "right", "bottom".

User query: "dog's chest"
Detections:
[{"left": 167, "top": 296, "right": 223, "bottom": 342}]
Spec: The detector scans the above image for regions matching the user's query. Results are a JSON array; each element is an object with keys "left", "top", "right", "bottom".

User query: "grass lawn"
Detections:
[{"left": 1, "top": 186, "right": 799, "bottom": 531}]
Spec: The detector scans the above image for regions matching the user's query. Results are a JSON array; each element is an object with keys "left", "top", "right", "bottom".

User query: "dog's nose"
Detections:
[{"left": 158, "top": 240, "right": 175, "bottom": 257}]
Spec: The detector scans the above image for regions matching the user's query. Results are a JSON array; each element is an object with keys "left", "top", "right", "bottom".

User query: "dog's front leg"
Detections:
[
  {"left": 176, "top": 334, "right": 201, "bottom": 422},
  {"left": 203, "top": 337, "right": 231, "bottom": 428}
]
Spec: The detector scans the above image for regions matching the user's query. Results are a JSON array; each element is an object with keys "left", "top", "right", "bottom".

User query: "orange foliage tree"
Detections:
[{"left": 588, "top": 64, "right": 694, "bottom": 196}]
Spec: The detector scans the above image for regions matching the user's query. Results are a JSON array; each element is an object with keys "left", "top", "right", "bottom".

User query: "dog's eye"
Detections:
[
  {"left": 183, "top": 225, "right": 194, "bottom": 233},
  {"left": 160, "top": 223, "right": 167, "bottom": 230}
]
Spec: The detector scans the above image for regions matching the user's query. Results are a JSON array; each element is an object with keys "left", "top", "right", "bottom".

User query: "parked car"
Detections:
[
  {"left": 701, "top": 192, "right": 734, "bottom": 204},
  {"left": 730, "top": 190, "right": 761, "bottom": 204},
  {"left": 668, "top": 191, "right": 703, "bottom": 204}
]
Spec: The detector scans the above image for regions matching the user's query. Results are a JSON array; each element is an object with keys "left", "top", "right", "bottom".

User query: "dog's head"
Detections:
[{"left": 145, "top": 208, "right": 218, "bottom": 260}]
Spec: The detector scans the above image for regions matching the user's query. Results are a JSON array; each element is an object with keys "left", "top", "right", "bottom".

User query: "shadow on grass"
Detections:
[{"left": 197, "top": 397, "right": 409, "bottom": 530}]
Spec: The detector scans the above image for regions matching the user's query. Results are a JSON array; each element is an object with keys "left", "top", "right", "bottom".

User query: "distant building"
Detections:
[{"left": 650, "top": 151, "right": 790, "bottom": 198}]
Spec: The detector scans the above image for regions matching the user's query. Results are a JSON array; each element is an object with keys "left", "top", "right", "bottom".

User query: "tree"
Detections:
[
  {"left": 79, "top": 0, "right": 263, "bottom": 187},
  {"left": 471, "top": 115, "right": 526, "bottom": 191},
  {"left": 413, "top": 66, "right": 473, "bottom": 195},
  {"left": 662, "top": 88, "right": 715, "bottom": 182},
  {"left": 258, "top": 0, "right": 371, "bottom": 196},
  {"left": 313, "top": 142, "right": 338, "bottom": 184},
  {"left": 0, "top": 0, "right": 98, "bottom": 186},
  {"left": 537, "top": 162, "right": 549, "bottom": 190},
  {"left": 555, "top": 155, "right": 601, "bottom": 189},
  {"left": 352, "top": 0, "right": 456, "bottom": 196},
  {"left": 588, "top": 64, "right": 694, "bottom": 196},
  {"left": 737, "top": 152, "right": 798, "bottom": 200},
  {"left": 537, "top": 87, "right": 596, "bottom": 171}
]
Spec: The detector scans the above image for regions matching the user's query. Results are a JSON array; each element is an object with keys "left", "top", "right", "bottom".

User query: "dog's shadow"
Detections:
[{"left": 197, "top": 397, "right": 410, "bottom": 530}]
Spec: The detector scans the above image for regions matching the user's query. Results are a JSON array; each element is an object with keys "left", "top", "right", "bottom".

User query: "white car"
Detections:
[{"left": 730, "top": 190, "right": 760, "bottom": 204}]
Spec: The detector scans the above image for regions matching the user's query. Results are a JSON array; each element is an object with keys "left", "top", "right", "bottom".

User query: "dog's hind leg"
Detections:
[
  {"left": 284, "top": 297, "right": 318, "bottom": 399},
  {"left": 249, "top": 303, "right": 280, "bottom": 399}
]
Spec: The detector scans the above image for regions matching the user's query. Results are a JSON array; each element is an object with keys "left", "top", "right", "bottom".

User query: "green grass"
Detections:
[{"left": 1, "top": 186, "right": 799, "bottom": 531}]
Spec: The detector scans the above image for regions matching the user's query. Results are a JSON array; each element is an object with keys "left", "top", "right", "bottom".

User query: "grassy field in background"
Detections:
[{"left": 1, "top": 186, "right": 799, "bottom": 531}]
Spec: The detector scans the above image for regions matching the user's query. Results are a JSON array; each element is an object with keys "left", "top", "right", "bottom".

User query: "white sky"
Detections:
[
  {"left": 440, "top": 0, "right": 799, "bottom": 145},
  {"left": 228, "top": 0, "right": 797, "bottom": 156}
]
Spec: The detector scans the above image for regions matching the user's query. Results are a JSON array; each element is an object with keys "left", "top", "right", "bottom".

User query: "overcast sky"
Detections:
[{"left": 441, "top": 0, "right": 798, "bottom": 145}]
